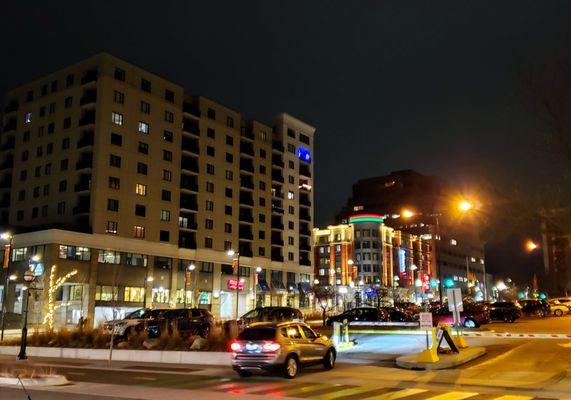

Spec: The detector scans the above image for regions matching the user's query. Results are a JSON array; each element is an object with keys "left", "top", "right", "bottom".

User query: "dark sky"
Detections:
[{"left": 1, "top": 1, "right": 570, "bottom": 231}]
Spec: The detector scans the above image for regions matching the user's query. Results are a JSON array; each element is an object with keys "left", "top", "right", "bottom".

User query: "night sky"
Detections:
[{"left": 1, "top": 2, "right": 570, "bottom": 282}]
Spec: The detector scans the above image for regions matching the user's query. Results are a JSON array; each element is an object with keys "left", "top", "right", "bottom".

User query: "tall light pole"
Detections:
[
  {"left": 18, "top": 268, "right": 36, "bottom": 360},
  {"left": 184, "top": 263, "right": 196, "bottom": 308},
  {"left": 253, "top": 266, "right": 261, "bottom": 309},
  {"left": 228, "top": 249, "right": 240, "bottom": 319},
  {"left": 0, "top": 232, "right": 13, "bottom": 342}
]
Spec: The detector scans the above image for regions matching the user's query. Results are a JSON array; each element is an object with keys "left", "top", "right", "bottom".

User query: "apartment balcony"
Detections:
[
  {"left": 183, "top": 119, "right": 200, "bottom": 135},
  {"left": 0, "top": 158, "right": 14, "bottom": 170},
  {"left": 300, "top": 194, "right": 312, "bottom": 207},
  {"left": 1, "top": 138, "right": 15, "bottom": 151},
  {"left": 272, "top": 155, "right": 284, "bottom": 168},
  {"left": 272, "top": 140, "right": 284, "bottom": 153},
  {"left": 240, "top": 175, "right": 254, "bottom": 190},
  {"left": 4, "top": 101, "right": 18, "bottom": 114},
  {"left": 75, "top": 153, "right": 93, "bottom": 170},
  {"left": 271, "top": 170, "right": 284, "bottom": 183},
  {"left": 271, "top": 249, "right": 284, "bottom": 262},
  {"left": 78, "top": 111, "right": 96, "bottom": 127},
  {"left": 180, "top": 193, "right": 198, "bottom": 211},
  {"left": 271, "top": 217, "right": 284, "bottom": 230},
  {"left": 182, "top": 137, "right": 200, "bottom": 154},
  {"left": 179, "top": 212, "right": 198, "bottom": 230},
  {"left": 179, "top": 231, "right": 197, "bottom": 249},
  {"left": 271, "top": 204, "right": 284, "bottom": 215},
  {"left": 180, "top": 175, "right": 199, "bottom": 192},
  {"left": 299, "top": 253, "right": 311, "bottom": 266},
  {"left": 271, "top": 189, "right": 284, "bottom": 199},
  {"left": 81, "top": 70, "right": 98, "bottom": 85},
  {"left": 240, "top": 141, "right": 255, "bottom": 157},
  {"left": 299, "top": 241, "right": 311, "bottom": 251},
  {"left": 181, "top": 156, "right": 199, "bottom": 173},
  {"left": 300, "top": 164, "right": 311, "bottom": 178},
  {"left": 0, "top": 177, "right": 11, "bottom": 189},
  {"left": 73, "top": 196, "right": 91, "bottom": 215},
  {"left": 182, "top": 102, "right": 201, "bottom": 118},
  {"left": 300, "top": 209, "right": 311, "bottom": 221},
  {"left": 3, "top": 119, "right": 16, "bottom": 132},
  {"left": 271, "top": 233, "right": 284, "bottom": 246},
  {"left": 239, "top": 208, "right": 254, "bottom": 223},
  {"left": 80, "top": 90, "right": 97, "bottom": 106},
  {"left": 77, "top": 131, "right": 94, "bottom": 148},
  {"left": 239, "top": 227, "right": 254, "bottom": 241},
  {"left": 240, "top": 127, "right": 255, "bottom": 141},
  {"left": 239, "top": 192, "right": 254, "bottom": 207},
  {"left": 238, "top": 242, "right": 253, "bottom": 257},
  {"left": 299, "top": 224, "right": 311, "bottom": 237},
  {"left": 240, "top": 158, "right": 254, "bottom": 174}
]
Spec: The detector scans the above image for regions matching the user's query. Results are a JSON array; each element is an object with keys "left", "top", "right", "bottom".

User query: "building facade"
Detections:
[
  {"left": 0, "top": 52, "right": 315, "bottom": 327},
  {"left": 338, "top": 170, "right": 489, "bottom": 300}
]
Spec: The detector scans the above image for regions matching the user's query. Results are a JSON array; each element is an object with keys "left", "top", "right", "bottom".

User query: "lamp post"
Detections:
[
  {"left": 253, "top": 267, "right": 261, "bottom": 309},
  {"left": 184, "top": 263, "right": 196, "bottom": 308},
  {"left": 227, "top": 250, "right": 240, "bottom": 319},
  {"left": 18, "top": 268, "right": 35, "bottom": 360},
  {"left": 0, "top": 232, "right": 13, "bottom": 342},
  {"left": 143, "top": 276, "right": 154, "bottom": 308}
]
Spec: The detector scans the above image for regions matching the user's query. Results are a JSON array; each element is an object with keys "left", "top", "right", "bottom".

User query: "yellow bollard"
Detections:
[{"left": 417, "top": 328, "right": 439, "bottom": 363}]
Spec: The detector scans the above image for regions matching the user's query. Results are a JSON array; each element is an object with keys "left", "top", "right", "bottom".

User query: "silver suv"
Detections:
[{"left": 231, "top": 321, "right": 336, "bottom": 378}]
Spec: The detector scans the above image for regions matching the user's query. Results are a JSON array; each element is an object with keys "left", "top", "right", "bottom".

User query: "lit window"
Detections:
[
  {"left": 124, "top": 287, "right": 144, "bottom": 302},
  {"left": 98, "top": 250, "right": 120, "bottom": 264},
  {"left": 138, "top": 121, "right": 149, "bottom": 134},
  {"left": 24, "top": 112, "right": 32, "bottom": 124},
  {"left": 353, "top": 205, "right": 364, "bottom": 211},
  {"left": 106, "top": 221, "right": 118, "bottom": 234},
  {"left": 471, "top": 257, "right": 476, "bottom": 263},
  {"left": 135, "top": 183, "right": 147, "bottom": 196},
  {"left": 287, "top": 191, "right": 295, "bottom": 200},
  {"left": 160, "top": 209, "right": 171, "bottom": 221},
  {"left": 134, "top": 225, "right": 145, "bottom": 238},
  {"left": 450, "top": 239, "right": 457, "bottom": 246},
  {"left": 111, "top": 112, "right": 123, "bottom": 125}
]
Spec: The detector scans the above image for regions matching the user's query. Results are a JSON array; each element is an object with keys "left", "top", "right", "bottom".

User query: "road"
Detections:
[{"left": 1, "top": 316, "right": 571, "bottom": 400}]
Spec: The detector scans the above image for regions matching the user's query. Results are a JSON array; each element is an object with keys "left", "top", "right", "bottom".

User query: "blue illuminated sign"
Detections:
[
  {"left": 30, "top": 262, "right": 44, "bottom": 276},
  {"left": 296, "top": 146, "right": 311, "bottom": 163}
]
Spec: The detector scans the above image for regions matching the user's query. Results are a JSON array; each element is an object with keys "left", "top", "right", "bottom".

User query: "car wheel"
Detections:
[
  {"left": 323, "top": 348, "right": 336, "bottom": 370},
  {"left": 283, "top": 355, "right": 299, "bottom": 379},
  {"left": 237, "top": 369, "right": 252, "bottom": 378},
  {"left": 463, "top": 318, "right": 477, "bottom": 328},
  {"left": 503, "top": 315, "right": 511, "bottom": 323},
  {"left": 554, "top": 309, "right": 563, "bottom": 317}
]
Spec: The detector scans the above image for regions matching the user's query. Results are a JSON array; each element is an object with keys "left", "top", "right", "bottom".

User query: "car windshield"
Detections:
[
  {"left": 237, "top": 327, "right": 276, "bottom": 341},
  {"left": 241, "top": 309, "right": 260, "bottom": 319},
  {"left": 124, "top": 309, "right": 150, "bottom": 319}
]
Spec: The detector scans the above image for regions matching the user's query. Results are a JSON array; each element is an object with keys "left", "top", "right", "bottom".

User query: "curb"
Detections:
[
  {"left": 463, "top": 332, "right": 571, "bottom": 339},
  {"left": 395, "top": 346, "right": 486, "bottom": 370}
]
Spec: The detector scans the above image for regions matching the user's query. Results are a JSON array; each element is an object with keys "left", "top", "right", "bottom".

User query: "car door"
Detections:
[
  {"left": 282, "top": 324, "right": 309, "bottom": 362},
  {"left": 300, "top": 325, "right": 326, "bottom": 360}
]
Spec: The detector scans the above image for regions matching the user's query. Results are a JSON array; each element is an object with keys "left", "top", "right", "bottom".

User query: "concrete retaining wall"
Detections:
[{"left": 0, "top": 346, "right": 232, "bottom": 366}]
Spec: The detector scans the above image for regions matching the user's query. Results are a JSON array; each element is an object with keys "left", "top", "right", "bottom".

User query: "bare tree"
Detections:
[{"left": 311, "top": 285, "right": 336, "bottom": 326}]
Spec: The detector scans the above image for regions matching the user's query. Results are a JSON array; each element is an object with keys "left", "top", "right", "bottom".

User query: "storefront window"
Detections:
[
  {"left": 59, "top": 245, "right": 91, "bottom": 261},
  {"left": 126, "top": 253, "right": 147, "bottom": 267},
  {"left": 152, "top": 287, "right": 170, "bottom": 303},
  {"left": 154, "top": 256, "right": 172, "bottom": 270},
  {"left": 198, "top": 291, "right": 212, "bottom": 305},
  {"left": 98, "top": 250, "right": 121, "bottom": 264},
  {"left": 11, "top": 248, "right": 28, "bottom": 261},
  {"left": 124, "top": 286, "right": 144, "bottom": 302},
  {"left": 95, "top": 285, "right": 118, "bottom": 301}
]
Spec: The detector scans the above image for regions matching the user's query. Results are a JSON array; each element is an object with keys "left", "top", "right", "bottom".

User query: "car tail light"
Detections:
[
  {"left": 230, "top": 341, "right": 242, "bottom": 352},
  {"left": 262, "top": 341, "right": 280, "bottom": 352}
]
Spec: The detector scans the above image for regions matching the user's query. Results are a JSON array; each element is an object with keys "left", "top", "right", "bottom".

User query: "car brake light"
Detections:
[
  {"left": 262, "top": 341, "right": 280, "bottom": 352},
  {"left": 230, "top": 341, "right": 242, "bottom": 352}
]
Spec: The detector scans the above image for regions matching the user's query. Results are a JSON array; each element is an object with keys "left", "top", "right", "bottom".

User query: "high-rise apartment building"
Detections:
[{"left": 0, "top": 52, "right": 315, "bottom": 327}]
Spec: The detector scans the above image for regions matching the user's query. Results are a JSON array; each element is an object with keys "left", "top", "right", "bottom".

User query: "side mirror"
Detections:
[{"left": 315, "top": 332, "right": 321, "bottom": 338}]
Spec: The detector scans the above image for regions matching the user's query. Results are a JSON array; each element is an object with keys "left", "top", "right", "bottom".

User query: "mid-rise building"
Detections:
[{"left": 0, "top": 52, "right": 315, "bottom": 327}]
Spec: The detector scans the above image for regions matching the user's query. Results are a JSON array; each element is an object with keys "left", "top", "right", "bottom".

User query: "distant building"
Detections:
[
  {"left": 541, "top": 208, "right": 571, "bottom": 295},
  {"left": 338, "top": 170, "right": 489, "bottom": 300}
]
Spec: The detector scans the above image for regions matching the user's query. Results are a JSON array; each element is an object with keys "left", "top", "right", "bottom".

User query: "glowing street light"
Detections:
[
  {"left": 402, "top": 209, "right": 414, "bottom": 219},
  {"left": 458, "top": 200, "right": 473, "bottom": 212},
  {"left": 347, "top": 259, "right": 354, "bottom": 266},
  {"left": 188, "top": 263, "right": 196, "bottom": 271},
  {"left": 525, "top": 240, "right": 539, "bottom": 252},
  {"left": 31, "top": 254, "right": 41, "bottom": 263}
]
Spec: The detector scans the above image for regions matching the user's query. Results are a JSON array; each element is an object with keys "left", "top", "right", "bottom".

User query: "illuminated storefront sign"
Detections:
[
  {"left": 296, "top": 146, "right": 312, "bottom": 163},
  {"left": 348, "top": 213, "right": 384, "bottom": 224},
  {"left": 227, "top": 279, "right": 244, "bottom": 291}
]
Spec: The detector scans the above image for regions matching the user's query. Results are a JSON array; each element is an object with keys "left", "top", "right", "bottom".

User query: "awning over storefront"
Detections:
[
  {"left": 287, "top": 282, "right": 298, "bottom": 293},
  {"left": 257, "top": 279, "right": 270, "bottom": 292},
  {"left": 271, "top": 281, "right": 286, "bottom": 292}
]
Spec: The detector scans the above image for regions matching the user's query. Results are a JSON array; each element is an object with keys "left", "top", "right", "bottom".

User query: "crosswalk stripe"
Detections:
[
  {"left": 247, "top": 382, "right": 314, "bottom": 395},
  {"left": 280, "top": 384, "right": 337, "bottom": 396},
  {"left": 423, "top": 392, "right": 480, "bottom": 400},
  {"left": 492, "top": 396, "right": 534, "bottom": 400},
  {"left": 333, "top": 388, "right": 402, "bottom": 400},
  {"left": 308, "top": 386, "right": 389, "bottom": 400},
  {"left": 363, "top": 388, "right": 428, "bottom": 399}
]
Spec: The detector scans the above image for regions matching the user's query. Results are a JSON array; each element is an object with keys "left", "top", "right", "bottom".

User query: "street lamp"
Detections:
[
  {"left": 253, "top": 267, "right": 262, "bottom": 309},
  {"left": 0, "top": 232, "right": 13, "bottom": 341},
  {"left": 18, "top": 268, "right": 35, "bottom": 360},
  {"left": 184, "top": 263, "right": 196, "bottom": 308},
  {"left": 143, "top": 276, "right": 154, "bottom": 308},
  {"left": 227, "top": 249, "right": 240, "bottom": 319},
  {"left": 525, "top": 240, "right": 539, "bottom": 252},
  {"left": 402, "top": 209, "right": 415, "bottom": 219}
]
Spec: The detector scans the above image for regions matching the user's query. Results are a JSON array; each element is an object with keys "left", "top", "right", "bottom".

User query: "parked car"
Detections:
[
  {"left": 104, "top": 308, "right": 166, "bottom": 339},
  {"left": 146, "top": 308, "right": 215, "bottom": 338},
  {"left": 553, "top": 297, "right": 571, "bottom": 307},
  {"left": 238, "top": 307, "right": 304, "bottom": 329},
  {"left": 431, "top": 302, "right": 490, "bottom": 328},
  {"left": 487, "top": 302, "right": 522, "bottom": 323},
  {"left": 381, "top": 306, "right": 415, "bottom": 322},
  {"left": 519, "top": 299, "right": 550, "bottom": 318},
  {"left": 548, "top": 300, "right": 570, "bottom": 317},
  {"left": 325, "top": 307, "right": 390, "bottom": 326},
  {"left": 230, "top": 321, "right": 336, "bottom": 378}
]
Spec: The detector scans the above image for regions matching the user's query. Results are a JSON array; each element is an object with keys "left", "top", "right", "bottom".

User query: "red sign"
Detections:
[{"left": 227, "top": 279, "right": 244, "bottom": 291}]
